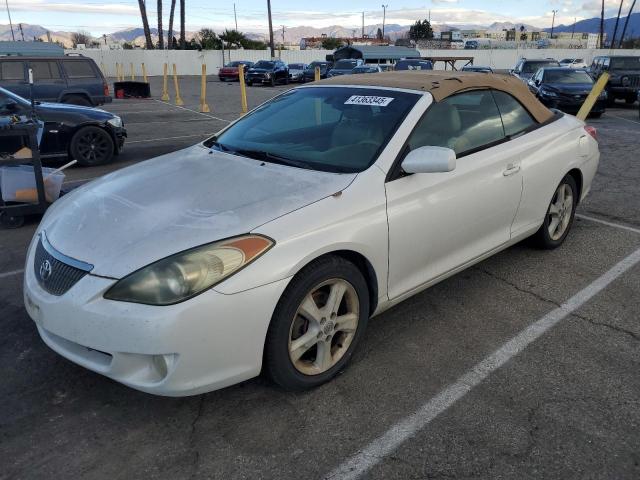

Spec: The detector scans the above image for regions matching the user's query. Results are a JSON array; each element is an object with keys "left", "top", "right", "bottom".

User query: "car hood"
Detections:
[
  {"left": 543, "top": 82, "right": 593, "bottom": 94},
  {"left": 41, "top": 145, "right": 356, "bottom": 278},
  {"left": 36, "top": 102, "right": 114, "bottom": 120},
  {"left": 248, "top": 68, "right": 272, "bottom": 73}
]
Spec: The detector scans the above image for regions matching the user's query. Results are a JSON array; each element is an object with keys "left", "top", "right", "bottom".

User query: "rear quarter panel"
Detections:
[{"left": 510, "top": 114, "right": 599, "bottom": 237}]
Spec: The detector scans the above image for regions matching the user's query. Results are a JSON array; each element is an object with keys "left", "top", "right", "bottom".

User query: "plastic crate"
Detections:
[{"left": 0, "top": 165, "right": 64, "bottom": 203}]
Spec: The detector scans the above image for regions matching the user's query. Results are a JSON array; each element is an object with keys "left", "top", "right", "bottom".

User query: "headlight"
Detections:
[
  {"left": 107, "top": 116, "right": 122, "bottom": 128},
  {"left": 540, "top": 89, "right": 558, "bottom": 98},
  {"left": 104, "top": 235, "right": 273, "bottom": 305}
]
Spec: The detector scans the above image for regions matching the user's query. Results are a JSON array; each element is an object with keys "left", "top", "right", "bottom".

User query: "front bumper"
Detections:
[
  {"left": 23, "top": 236, "right": 290, "bottom": 396},
  {"left": 218, "top": 72, "right": 239, "bottom": 81},
  {"left": 111, "top": 126, "right": 127, "bottom": 153},
  {"left": 246, "top": 74, "right": 271, "bottom": 84},
  {"left": 539, "top": 97, "right": 607, "bottom": 114}
]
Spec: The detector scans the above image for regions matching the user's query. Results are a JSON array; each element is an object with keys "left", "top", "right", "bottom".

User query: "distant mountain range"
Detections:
[
  {"left": 2, "top": 14, "right": 638, "bottom": 48},
  {"left": 545, "top": 12, "right": 640, "bottom": 42}
]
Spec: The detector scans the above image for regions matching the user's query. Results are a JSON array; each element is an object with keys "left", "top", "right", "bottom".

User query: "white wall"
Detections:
[{"left": 68, "top": 48, "right": 640, "bottom": 77}]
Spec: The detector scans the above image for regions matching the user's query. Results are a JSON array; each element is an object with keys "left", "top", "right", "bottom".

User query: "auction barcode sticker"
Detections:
[{"left": 344, "top": 95, "right": 394, "bottom": 107}]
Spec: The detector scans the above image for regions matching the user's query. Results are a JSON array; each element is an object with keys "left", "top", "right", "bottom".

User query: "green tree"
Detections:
[
  {"left": 321, "top": 37, "right": 344, "bottom": 50},
  {"left": 122, "top": 42, "right": 134, "bottom": 50},
  {"left": 376, "top": 28, "right": 383, "bottom": 40},
  {"left": 197, "top": 28, "right": 222, "bottom": 49},
  {"left": 219, "top": 29, "right": 246, "bottom": 49},
  {"left": 408, "top": 20, "right": 433, "bottom": 40},
  {"left": 240, "top": 38, "right": 268, "bottom": 49}
]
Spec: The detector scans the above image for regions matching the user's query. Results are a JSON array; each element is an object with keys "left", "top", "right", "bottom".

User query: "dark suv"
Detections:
[
  {"left": 511, "top": 58, "right": 560, "bottom": 82},
  {"left": 0, "top": 55, "right": 111, "bottom": 106},
  {"left": 590, "top": 55, "right": 640, "bottom": 104},
  {"left": 245, "top": 60, "right": 289, "bottom": 86}
]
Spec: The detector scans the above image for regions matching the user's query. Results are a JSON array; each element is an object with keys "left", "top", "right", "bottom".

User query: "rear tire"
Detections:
[
  {"left": 70, "top": 126, "right": 114, "bottom": 166},
  {"left": 62, "top": 95, "right": 92, "bottom": 107},
  {"left": 264, "top": 255, "right": 369, "bottom": 391},
  {"left": 531, "top": 174, "right": 578, "bottom": 249}
]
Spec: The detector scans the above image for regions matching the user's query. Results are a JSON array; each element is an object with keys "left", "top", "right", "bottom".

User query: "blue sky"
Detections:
[{"left": 4, "top": 0, "right": 634, "bottom": 35}]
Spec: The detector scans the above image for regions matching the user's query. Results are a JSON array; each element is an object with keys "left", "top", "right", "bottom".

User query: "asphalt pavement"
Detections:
[{"left": 1, "top": 77, "right": 639, "bottom": 480}]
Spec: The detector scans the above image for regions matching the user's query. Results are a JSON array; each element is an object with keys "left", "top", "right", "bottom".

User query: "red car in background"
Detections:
[{"left": 218, "top": 61, "right": 254, "bottom": 81}]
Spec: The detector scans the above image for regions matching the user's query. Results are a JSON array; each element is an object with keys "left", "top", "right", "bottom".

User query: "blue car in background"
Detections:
[
  {"left": 394, "top": 59, "right": 433, "bottom": 71},
  {"left": 0, "top": 55, "right": 111, "bottom": 106}
]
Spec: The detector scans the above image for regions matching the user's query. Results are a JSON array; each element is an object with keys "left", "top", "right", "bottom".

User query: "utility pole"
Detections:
[
  {"left": 381, "top": 4, "right": 388, "bottom": 39},
  {"left": 267, "top": 0, "right": 275, "bottom": 58},
  {"left": 103, "top": 33, "right": 107, "bottom": 45},
  {"left": 571, "top": 17, "right": 576, "bottom": 39},
  {"left": 550, "top": 10, "right": 558, "bottom": 40},
  {"left": 281, "top": 25, "right": 285, "bottom": 45},
  {"left": 599, "top": 0, "right": 605, "bottom": 48},
  {"left": 18, "top": 22, "right": 24, "bottom": 41},
  {"left": 611, "top": 0, "right": 624, "bottom": 49},
  {"left": 234, "top": 3, "right": 238, "bottom": 31},
  {"left": 4, "top": 0, "right": 15, "bottom": 41},
  {"left": 362, "top": 12, "right": 364, "bottom": 38}
]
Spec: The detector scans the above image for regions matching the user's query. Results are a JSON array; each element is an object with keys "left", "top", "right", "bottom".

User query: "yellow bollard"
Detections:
[
  {"left": 199, "top": 64, "right": 210, "bottom": 113},
  {"left": 238, "top": 64, "right": 248, "bottom": 114},
  {"left": 314, "top": 66, "right": 320, "bottom": 82},
  {"left": 115, "top": 63, "right": 119, "bottom": 81},
  {"left": 576, "top": 72, "right": 609, "bottom": 121},
  {"left": 130, "top": 62, "right": 135, "bottom": 80},
  {"left": 142, "top": 63, "right": 148, "bottom": 83},
  {"left": 161, "top": 63, "right": 170, "bottom": 101},
  {"left": 172, "top": 63, "right": 184, "bottom": 106}
]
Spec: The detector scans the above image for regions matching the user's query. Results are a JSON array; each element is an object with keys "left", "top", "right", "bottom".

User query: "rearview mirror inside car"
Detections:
[{"left": 402, "top": 146, "right": 456, "bottom": 174}]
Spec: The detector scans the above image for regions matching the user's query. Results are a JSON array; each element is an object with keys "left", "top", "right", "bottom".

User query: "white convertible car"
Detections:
[{"left": 24, "top": 72, "right": 599, "bottom": 395}]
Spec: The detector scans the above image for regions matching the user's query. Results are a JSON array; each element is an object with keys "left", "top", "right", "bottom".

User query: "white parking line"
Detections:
[
  {"left": 326, "top": 247, "right": 640, "bottom": 480},
  {"left": 0, "top": 269, "right": 24, "bottom": 279},
  {"left": 576, "top": 213, "right": 640, "bottom": 235},
  {"left": 127, "top": 133, "right": 211, "bottom": 144},
  {"left": 607, "top": 114, "right": 640, "bottom": 126},
  {"left": 124, "top": 117, "right": 219, "bottom": 126},
  {"left": 152, "top": 99, "right": 232, "bottom": 123}
]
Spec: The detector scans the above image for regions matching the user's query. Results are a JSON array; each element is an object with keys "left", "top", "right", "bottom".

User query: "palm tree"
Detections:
[
  {"left": 157, "top": 0, "right": 164, "bottom": 49},
  {"left": 619, "top": 0, "right": 637, "bottom": 48},
  {"left": 137, "top": 0, "right": 154, "bottom": 49},
  {"left": 168, "top": 0, "right": 176, "bottom": 49},
  {"left": 179, "top": 0, "right": 185, "bottom": 49},
  {"left": 611, "top": 0, "right": 625, "bottom": 49},
  {"left": 219, "top": 29, "right": 246, "bottom": 49}
]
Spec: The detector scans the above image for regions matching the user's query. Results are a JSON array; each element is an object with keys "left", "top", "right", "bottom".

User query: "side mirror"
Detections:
[
  {"left": 402, "top": 146, "right": 456, "bottom": 174},
  {"left": 535, "top": 79, "right": 541, "bottom": 86}
]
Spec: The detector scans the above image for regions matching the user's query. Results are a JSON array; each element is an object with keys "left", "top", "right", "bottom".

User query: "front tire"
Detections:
[
  {"left": 264, "top": 255, "right": 369, "bottom": 391},
  {"left": 70, "top": 126, "right": 115, "bottom": 166},
  {"left": 531, "top": 174, "right": 578, "bottom": 249}
]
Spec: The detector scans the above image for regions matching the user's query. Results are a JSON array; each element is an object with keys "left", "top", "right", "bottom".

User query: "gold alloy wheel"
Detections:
[
  {"left": 547, "top": 183, "right": 574, "bottom": 241},
  {"left": 288, "top": 278, "right": 360, "bottom": 375}
]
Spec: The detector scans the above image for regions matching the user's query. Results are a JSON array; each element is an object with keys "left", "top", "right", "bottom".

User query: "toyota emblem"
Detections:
[{"left": 39, "top": 259, "right": 53, "bottom": 281}]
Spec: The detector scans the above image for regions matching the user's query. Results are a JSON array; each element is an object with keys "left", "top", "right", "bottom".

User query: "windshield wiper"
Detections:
[{"left": 232, "top": 149, "right": 312, "bottom": 169}]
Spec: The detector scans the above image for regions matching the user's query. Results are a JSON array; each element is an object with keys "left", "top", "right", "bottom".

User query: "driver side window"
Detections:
[{"left": 406, "top": 90, "right": 505, "bottom": 157}]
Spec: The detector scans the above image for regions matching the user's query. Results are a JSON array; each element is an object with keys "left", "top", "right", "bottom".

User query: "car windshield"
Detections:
[
  {"left": 334, "top": 60, "right": 358, "bottom": 69},
  {"left": 610, "top": 57, "right": 640, "bottom": 70},
  {"left": 308, "top": 62, "right": 328, "bottom": 69},
  {"left": 395, "top": 60, "right": 432, "bottom": 70},
  {"left": 0, "top": 87, "right": 29, "bottom": 106},
  {"left": 523, "top": 61, "right": 559, "bottom": 73},
  {"left": 204, "top": 87, "right": 419, "bottom": 173},
  {"left": 353, "top": 66, "right": 377, "bottom": 72},
  {"left": 544, "top": 70, "right": 593, "bottom": 84},
  {"left": 289, "top": 64, "right": 305, "bottom": 70},
  {"left": 254, "top": 61, "right": 274, "bottom": 69},
  {"left": 560, "top": 59, "right": 574, "bottom": 63}
]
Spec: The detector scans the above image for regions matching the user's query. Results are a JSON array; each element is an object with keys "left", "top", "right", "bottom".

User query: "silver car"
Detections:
[{"left": 288, "top": 63, "right": 308, "bottom": 83}]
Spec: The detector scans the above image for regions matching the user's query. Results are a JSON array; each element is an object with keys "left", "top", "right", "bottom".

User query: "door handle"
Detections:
[{"left": 503, "top": 163, "right": 520, "bottom": 176}]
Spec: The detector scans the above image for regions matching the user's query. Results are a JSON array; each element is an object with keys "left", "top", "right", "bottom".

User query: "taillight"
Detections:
[
  {"left": 584, "top": 125, "right": 597, "bottom": 140},
  {"left": 104, "top": 82, "right": 110, "bottom": 96}
]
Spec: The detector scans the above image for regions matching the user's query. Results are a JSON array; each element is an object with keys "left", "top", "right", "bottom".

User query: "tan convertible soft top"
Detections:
[{"left": 318, "top": 71, "right": 554, "bottom": 124}]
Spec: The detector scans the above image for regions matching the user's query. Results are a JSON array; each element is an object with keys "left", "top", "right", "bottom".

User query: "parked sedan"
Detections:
[
  {"left": 287, "top": 63, "right": 308, "bottom": 82},
  {"left": 394, "top": 59, "right": 433, "bottom": 71},
  {"left": 245, "top": 60, "right": 289, "bottom": 86},
  {"left": 24, "top": 72, "right": 598, "bottom": 396},
  {"left": 528, "top": 67, "right": 606, "bottom": 117},
  {"left": 0, "top": 87, "right": 126, "bottom": 165},
  {"left": 301, "top": 61, "right": 333, "bottom": 82},
  {"left": 559, "top": 58, "right": 587, "bottom": 69},
  {"left": 218, "top": 61, "right": 254, "bottom": 82},
  {"left": 462, "top": 65, "right": 493, "bottom": 73},
  {"left": 327, "top": 59, "right": 362, "bottom": 77},
  {"left": 352, "top": 64, "right": 384, "bottom": 74}
]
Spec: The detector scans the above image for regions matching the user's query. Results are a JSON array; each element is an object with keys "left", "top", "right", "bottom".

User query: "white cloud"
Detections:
[{"left": 12, "top": 0, "right": 139, "bottom": 15}]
